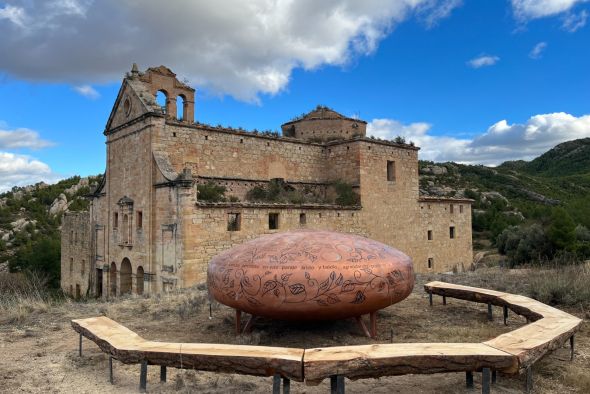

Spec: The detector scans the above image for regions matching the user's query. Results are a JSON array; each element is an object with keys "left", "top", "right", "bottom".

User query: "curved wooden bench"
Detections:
[
  {"left": 72, "top": 282, "right": 582, "bottom": 393},
  {"left": 72, "top": 316, "right": 304, "bottom": 382},
  {"left": 424, "top": 281, "right": 582, "bottom": 375}
]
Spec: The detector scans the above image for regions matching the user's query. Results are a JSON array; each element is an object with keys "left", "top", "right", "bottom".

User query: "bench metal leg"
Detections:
[
  {"left": 466, "top": 371, "right": 474, "bottom": 389},
  {"left": 443, "top": 295, "right": 447, "bottom": 305},
  {"left": 160, "top": 365, "right": 167, "bottom": 382},
  {"left": 273, "top": 374, "right": 282, "bottom": 394},
  {"left": 331, "top": 375, "right": 345, "bottom": 394},
  {"left": 525, "top": 366, "right": 533, "bottom": 393},
  {"left": 283, "top": 377, "right": 290, "bottom": 394},
  {"left": 139, "top": 360, "right": 147, "bottom": 392},
  {"left": 492, "top": 370, "right": 497, "bottom": 384},
  {"left": 109, "top": 356, "right": 113, "bottom": 384},
  {"left": 429, "top": 292, "right": 433, "bottom": 306},
  {"left": 79, "top": 333, "right": 82, "bottom": 357},
  {"left": 487, "top": 303, "right": 493, "bottom": 321},
  {"left": 482, "top": 368, "right": 490, "bottom": 394},
  {"left": 503, "top": 305, "right": 508, "bottom": 325},
  {"left": 570, "top": 335, "right": 575, "bottom": 361}
]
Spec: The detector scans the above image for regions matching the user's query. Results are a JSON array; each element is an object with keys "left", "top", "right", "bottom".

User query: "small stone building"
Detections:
[{"left": 61, "top": 65, "right": 472, "bottom": 298}]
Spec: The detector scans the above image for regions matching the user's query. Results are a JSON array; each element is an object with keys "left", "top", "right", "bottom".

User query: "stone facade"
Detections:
[{"left": 60, "top": 65, "right": 473, "bottom": 298}]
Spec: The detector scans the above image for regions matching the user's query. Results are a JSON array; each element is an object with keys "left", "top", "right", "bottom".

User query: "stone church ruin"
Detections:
[{"left": 61, "top": 65, "right": 472, "bottom": 298}]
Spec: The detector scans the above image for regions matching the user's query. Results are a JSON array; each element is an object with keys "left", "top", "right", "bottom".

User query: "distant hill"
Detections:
[
  {"left": 420, "top": 138, "right": 590, "bottom": 241},
  {"left": 500, "top": 138, "right": 590, "bottom": 177}
]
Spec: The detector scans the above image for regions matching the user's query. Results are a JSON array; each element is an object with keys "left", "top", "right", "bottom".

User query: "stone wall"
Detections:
[
  {"left": 60, "top": 211, "right": 91, "bottom": 297},
  {"left": 180, "top": 204, "right": 365, "bottom": 285}
]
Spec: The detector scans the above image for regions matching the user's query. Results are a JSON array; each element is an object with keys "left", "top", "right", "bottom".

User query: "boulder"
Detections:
[{"left": 49, "top": 193, "right": 69, "bottom": 216}]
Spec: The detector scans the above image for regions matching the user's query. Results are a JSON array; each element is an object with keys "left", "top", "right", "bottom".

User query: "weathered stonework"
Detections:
[{"left": 60, "top": 65, "right": 473, "bottom": 298}]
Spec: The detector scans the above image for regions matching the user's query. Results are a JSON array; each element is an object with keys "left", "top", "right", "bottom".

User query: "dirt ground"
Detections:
[{"left": 0, "top": 270, "right": 588, "bottom": 393}]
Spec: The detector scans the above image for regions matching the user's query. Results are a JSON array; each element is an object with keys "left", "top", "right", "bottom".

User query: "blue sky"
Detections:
[{"left": 0, "top": 0, "right": 589, "bottom": 191}]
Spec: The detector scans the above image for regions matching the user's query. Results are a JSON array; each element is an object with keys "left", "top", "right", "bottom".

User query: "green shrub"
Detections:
[
  {"left": 333, "top": 181, "right": 359, "bottom": 206},
  {"left": 197, "top": 182, "right": 226, "bottom": 202}
]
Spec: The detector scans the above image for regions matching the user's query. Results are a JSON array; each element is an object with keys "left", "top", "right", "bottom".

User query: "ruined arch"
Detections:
[
  {"left": 136, "top": 266, "right": 144, "bottom": 295},
  {"left": 120, "top": 258, "right": 132, "bottom": 295},
  {"left": 156, "top": 89, "right": 168, "bottom": 114},
  {"left": 176, "top": 94, "right": 186, "bottom": 121},
  {"left": 110, "top": 262, "right": 117, "bottom": 296}
]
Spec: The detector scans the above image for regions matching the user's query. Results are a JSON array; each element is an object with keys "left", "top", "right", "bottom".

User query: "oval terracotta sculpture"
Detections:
[{"left": 208, "top": 230, "right": 414, "bottom": 322}]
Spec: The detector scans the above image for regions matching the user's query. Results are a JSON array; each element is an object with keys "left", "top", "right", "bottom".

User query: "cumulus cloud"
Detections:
[
  {"left": 0, "top": 152, "right": 62, "bottom": 192},
  {"left": 562, "top": 9, "right": 588, "bottom": 31},
  {"left": 0, "top": 126, "right": 54, "bottom": 150},
  {"left": 467, "top": 55, "right": 500, "bottom": 68},
  {"left": 529, "top": 41, "right": 547, "bottom": 59},
  {"left": 73, "top": 84, "right": 100, "bottom": 99},
  {"left": 511, "top": 0, "right": 587, "bottom": 20},
  {"left": 367, "top": 112, "right": 590, "bottom": 165},
  {"left": 0, "top": 0, "right": 459, "bottom": 101}
]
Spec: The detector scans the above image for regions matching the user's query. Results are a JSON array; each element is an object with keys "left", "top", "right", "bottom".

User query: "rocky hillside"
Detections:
[
  {"left": 420, "top": 138, "right": 590, "bottom": 243},
  {"left": 0, "top": 176, "right": 102, "bottom": 284}
]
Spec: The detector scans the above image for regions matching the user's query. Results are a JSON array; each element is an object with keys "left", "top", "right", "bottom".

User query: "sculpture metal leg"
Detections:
[
  {"left": 482, "top": 368, "right": 491, "bottom": 394},
  {"left": 354, "top": 316, "right": 371, "bottom": 338},
  {"left": 139, "top": 360, "right": 147, "bottom": 393},
  {"left": 369, "top": 312, "right": 377, "bottom": 338},
  {"left": 235, "top": 309, "right": 242, "bottom": 335},
  {"left": 160, "top": 365, "right": 167, "bottom": 382}
]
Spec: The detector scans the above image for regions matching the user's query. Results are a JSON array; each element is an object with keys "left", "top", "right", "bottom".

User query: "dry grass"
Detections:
[
  {"left": 0, "top": 272, "right": 66, "bottom": 325},
  {"left": 529, "top": 263, "right": 590, "bottom": 308}
]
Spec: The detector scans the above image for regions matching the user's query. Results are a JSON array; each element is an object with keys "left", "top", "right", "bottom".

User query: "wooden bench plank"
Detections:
[
  {"left": 71, "top": 317, "right": 305, "bottom": 381},
  {"left": 424, "top": 281, "right": 508, "bottom": 306},
  {"left": 304, "top": 343, "right": 516, "bottom": 385},
  {"left": 484, "top": 317, "right": 582, "bottom": 370}
]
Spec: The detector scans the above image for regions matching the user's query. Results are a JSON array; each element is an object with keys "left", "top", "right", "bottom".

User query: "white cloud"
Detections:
[
  {"left": 416, "top": 0, "right": 463, "bottom": 29},
  {"left": 529, "top": 41, "right": 547, "bottom": 59},
  {"left": 0, "top": 126, "right": 54, "bottom": 150},
  {"left": 0, "top": 4, "right": 26, "bottom": 27},
  {"left": 562, "top": 9, "right": 588, "bottom": 31},
  {"left": 0, "top": 0, "right": 459, "bottom": 102},
  {"left": 73, "top": 84, "right": 100, "bottom": 99},
  {"left": 367, "top": 112, "right": 590, "bottom": 165},
  {"left": 511, "top": 0, "right": 587, "bottom": 20},
  {"left": 467, "top": 55, "right": 500, "bottom": 68},
  {"left": 0, "top": 152, "right": 62, "bottom": 192}
]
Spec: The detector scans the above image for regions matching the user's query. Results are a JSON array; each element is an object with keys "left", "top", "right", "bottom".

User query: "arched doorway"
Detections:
[
  {"left": 120, "top": 258, "right": 132, "bottom": 295},
  {"left": 110, "top": 262, "right": 117, "bottom": 296},
  {"left": 136, "top": 266, "right": 144, "bottom": 295}
]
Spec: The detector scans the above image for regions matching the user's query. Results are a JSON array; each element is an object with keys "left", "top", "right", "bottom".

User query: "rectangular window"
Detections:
[
  {"left": 387, "top": 160, "right": 396, "bottom": 181},
  {"left": 428, "top": 258, "right": 434, "bottom": 269},
  {"left": 299, "top": 213, "right": 306, "bottom": 226},
  {"left": 113, "top": 212, "right": 118, "bottom": 229},
  {"left": 269, "top": 213, "right": 279, "bottom": 230},
  {"left": 459, "top": 205, "right": 464, "bottom": 214},
  {"left": 227, "top": 213, "right": 241, "bottom": 231},
  {"left": 450, "top": 226, "right": 455, "bottom": 239},
  {"left": 137, "top": 211, "right": 143, "bottom": 229},
  {"left": 450, "top": 204, "right": 454, "bottom": 214},
  {"left": 427, "top": 230, "right": 433, "bottom": 241}
]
